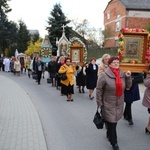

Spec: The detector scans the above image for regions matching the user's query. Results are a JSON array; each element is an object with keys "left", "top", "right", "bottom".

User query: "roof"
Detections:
[
  {"left": 28, "top": 30, "right": 39, "bottom": 35},
  {"left": 120, "top": 0, "right": 150, "bottom": 10}
]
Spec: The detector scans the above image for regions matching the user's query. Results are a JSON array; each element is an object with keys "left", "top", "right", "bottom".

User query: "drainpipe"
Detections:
[{"left": 126, "top": 10, "right": 129, "bottom": 27}]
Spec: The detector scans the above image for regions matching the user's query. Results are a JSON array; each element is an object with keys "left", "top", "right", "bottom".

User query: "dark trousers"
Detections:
[
  {"left": 27, "top": 69, "right": 31, "bottom": 77},
  {"left": 124, "top": 103, "right": 132, "bottom": 120},
  {"left": 51, "top": 77, "right": 56, "bottom": 86},
  {"left": 37, "top": 71, "right": 42, "bottom": 84},
  {"left": 106, "top": 121, "right": 117, "bottom": 146}
]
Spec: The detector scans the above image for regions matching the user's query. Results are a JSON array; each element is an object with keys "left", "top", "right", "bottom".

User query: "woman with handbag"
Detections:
[
  {"left": 58, "top": 58, "right": 76, "bottom": 102},
  {"left": 96, "top": 56, "right": 132, "bottom": 150}
]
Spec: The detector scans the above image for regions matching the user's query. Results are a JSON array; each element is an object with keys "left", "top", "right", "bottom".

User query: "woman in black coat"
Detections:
[
  {"left": 55, "top": 56, "right": 65, "bottom": 94},
  {"left": 76, "top": 64, "right": 86, "bottom": 93},
  {"left": 123, "top": 73, "right": 141, "bottom": 125},
  {"left": 85, "top": 57, "right": 98, "bottom": 100}
]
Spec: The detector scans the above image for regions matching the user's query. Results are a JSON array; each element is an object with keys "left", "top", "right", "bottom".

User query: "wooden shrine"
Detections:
[
  {"left": 118, "top": 28, "right": 150, "bottom": 73},
  {"left": 67, "top": 37, "right": 87, "bottom": 66}
]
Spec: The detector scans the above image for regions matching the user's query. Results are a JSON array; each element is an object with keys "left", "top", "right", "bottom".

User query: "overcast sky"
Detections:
[{"left": 8, "top": 0, "right": 110, "bottom": 38}]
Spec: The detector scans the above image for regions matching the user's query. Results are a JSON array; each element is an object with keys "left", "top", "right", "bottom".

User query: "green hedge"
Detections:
[{"left": 87, "top": 47, "right": 118, "bottom": 62}]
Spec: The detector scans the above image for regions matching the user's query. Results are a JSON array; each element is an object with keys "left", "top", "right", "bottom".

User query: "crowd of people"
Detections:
[{"left": 0, "top": 54, "right": 150, "bottom": 150}]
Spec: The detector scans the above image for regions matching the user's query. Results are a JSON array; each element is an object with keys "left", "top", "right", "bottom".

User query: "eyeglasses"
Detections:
[{"left": 111, "top": 61, "right": 119, "bottom": 64}]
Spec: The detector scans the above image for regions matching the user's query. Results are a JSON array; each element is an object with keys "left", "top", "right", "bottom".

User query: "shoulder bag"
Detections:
[{"left": 59, "top": 72, "right": 67, "bottom": 80}]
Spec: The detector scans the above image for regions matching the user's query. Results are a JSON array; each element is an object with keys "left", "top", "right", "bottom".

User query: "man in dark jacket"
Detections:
[
  {"left": 35, "top": 57, "right": 44, "bottom": 85},
  {"left": 48, "top": 56, "right": 57, "bottom": 86}
]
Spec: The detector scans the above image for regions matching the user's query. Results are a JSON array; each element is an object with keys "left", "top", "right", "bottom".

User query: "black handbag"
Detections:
[
  {"left": 93, "top": 107, "right": 104, "bottom": 129},
  {"left": 59, "top": 73, "right": 67, "bottom": 80},
  {"left": 33, "top": 74, "right": 38, "bottom": 80},
  {"left": 132, "top": 73, "right": 143, "bottom": 84},
  {"left": 47, "top": 78, "right": 52, "bottom": 84}
]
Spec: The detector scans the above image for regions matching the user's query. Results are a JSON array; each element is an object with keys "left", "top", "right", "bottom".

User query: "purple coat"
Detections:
[
  {"left": 96, "top": 67, "right": 132, "bottom": 123},
  {"left": 142, "top": 74, "right": 150, "bottom": 108}
]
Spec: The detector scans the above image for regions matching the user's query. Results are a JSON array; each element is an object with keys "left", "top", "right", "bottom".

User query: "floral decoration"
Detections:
[
  {"left": 118, "top": 28, "right": 150, "bottom": 66},
  {"left": 145, "top": 33, "right": 150, "bottom": 70},
  {"left": 118, "top": 29, "right": 124, "bottom": 62}
]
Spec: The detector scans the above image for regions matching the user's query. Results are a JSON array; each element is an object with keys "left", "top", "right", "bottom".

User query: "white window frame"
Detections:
[
  {"left": 107, "top": 12, "right": 110, "bottom": 20},
  {"left": 115, "top": 21, "right": 121, "bottom": 31}
]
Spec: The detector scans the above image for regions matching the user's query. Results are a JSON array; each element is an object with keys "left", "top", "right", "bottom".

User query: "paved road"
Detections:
[
  {"left": 0, "top": 72, "right": 47, "bottom": 150},
  {"left": 0, "top": 71, "right": 149, "bottom": 150}
]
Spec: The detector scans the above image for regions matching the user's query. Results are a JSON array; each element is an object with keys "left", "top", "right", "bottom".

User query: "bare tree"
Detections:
[
  {"left": 70, "top": 19, "right": 103, "bottom": 47},
  {"left": 102, "top": 25, "right": 113, "bottom": 47}
]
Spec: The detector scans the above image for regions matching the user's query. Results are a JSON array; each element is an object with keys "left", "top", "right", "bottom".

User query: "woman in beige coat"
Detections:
[
  {"left": 14, "top": 58, "right": 21, "bottom": 76},
  {"left": 142, "top": 72, "right": 150, "bottom": 134},
  {"left": 96, "top": 56, "right": 132, "bottom": 150}
]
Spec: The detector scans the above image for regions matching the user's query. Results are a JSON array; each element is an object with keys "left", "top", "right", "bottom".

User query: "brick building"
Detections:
[{"left": 104, "top": 0, "right": 150, "bottom": 47}]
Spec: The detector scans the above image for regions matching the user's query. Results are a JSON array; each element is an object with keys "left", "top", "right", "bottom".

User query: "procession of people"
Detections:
[{"left": 0, "top": 53, "right": 150, "bottom": 150}]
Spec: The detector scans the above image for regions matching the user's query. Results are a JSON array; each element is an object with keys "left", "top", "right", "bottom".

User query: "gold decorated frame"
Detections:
[
  {"left": 122, "top": 35, "right": 144, "bottom": 63},
  {"left": 119, "top": 32, "right": 149, "bottom": 73}
]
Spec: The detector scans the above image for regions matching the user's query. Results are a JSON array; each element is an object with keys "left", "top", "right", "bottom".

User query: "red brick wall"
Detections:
[
  {"left": 105, "top": 39, "right": 116, "bottom": 48},
  {"left": 127, "top": 18, "right": 150, "bottom": 29},
  {"left": 104, "top": 0, "right": 127, "bottom": 47},
  {"left": 104, "top": 0, "right": 126, "bottom": 25},
  {"left": 104, "top": 0, "right": 150, "bottom": 48}
]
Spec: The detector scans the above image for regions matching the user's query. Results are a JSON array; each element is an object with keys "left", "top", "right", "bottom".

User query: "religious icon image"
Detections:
[
  {"left": 60, "top": 43, "right": 67, "bottom": 56},
  {"left": 72, "top": 49, "right": 80, "bottom": 62}
]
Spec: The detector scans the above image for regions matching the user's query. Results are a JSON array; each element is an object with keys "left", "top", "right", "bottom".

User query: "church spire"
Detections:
[{"left": 62, "top": 24, "right": 65, "bottom": 36}]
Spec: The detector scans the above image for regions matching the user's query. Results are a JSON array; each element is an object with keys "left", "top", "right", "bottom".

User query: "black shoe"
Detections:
[
  {"left": 106, "top": 132, "right": 110, "bottom": 142},
  {"left": 124, "top": 115, "right": 128, "bottom": 120},
  {"left": 128, "top": 119, "right": 134, "bottom": 125},
  {"left": 112, "top": 143, "right": 119, "bottom": 150},
  {"left": 79, "top": 89, "right": 81, "bottom": 93},
  {"left": 90, "top": 96, "right": 94, "bottom": 100},
  {"left": 82, "top": 89, "right": 85, "bottom": 93},
  {"left": 145, "top": 127, "right": 150, "bottom": 134}
]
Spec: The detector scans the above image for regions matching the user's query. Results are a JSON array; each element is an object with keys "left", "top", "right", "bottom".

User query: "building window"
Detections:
[
  {"left": 107, "top": 12, "right": 110, "bottom": 19},
  {"left": 117, "top": 14, "right": 120, "bottom": 19},
  {"left": 116, "top": 21, "right": 121, "bottom": 31}
]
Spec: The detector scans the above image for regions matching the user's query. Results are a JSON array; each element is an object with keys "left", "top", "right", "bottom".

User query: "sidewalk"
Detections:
[{"left": 0, "top": 74, "right": 47, "bottom": 150}]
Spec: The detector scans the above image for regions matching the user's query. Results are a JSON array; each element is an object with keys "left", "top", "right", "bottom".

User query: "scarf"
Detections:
[
  {"left": 60, "top": 62, "right": 65, "bottom": 65},
  {"left": 110, "top": 67, "right": 122, "bottom": 96}
]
